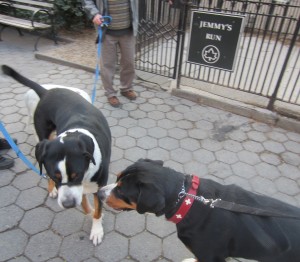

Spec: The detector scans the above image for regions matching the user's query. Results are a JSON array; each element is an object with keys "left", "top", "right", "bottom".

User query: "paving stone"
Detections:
[
  {"left": 263, "top": 141, "right": 286, "bottom": 154},
  {"left": 94, "top": 231, "right": 128, "bottom": 262},
  {"left": 52, "top": 209, "right": 85, "bottom": 236},
  {"left": 208, "top": 162, "right": 232, "bottom": 179},
  {"left": 201, "top": 138, "right": 223, "bottom": 152},
  {"left": 223, "top": 140, "right": 243, "bottom": 153},
  {"left": 281, "top": 152, "right": 300, "bottom": 166},
  {"left": 278, "top": 163, "right": 300, "bottom": 180},
  {"left": 260, "top": 152, "right": 281, "bottom": 166},
  {"left": 0, "top": 205, "right": 24, "bottom": 232},
  {"left": 125, "top": 147, "right": 147, "bottom": 161},
  {"left": 184, "top": 161, "right": 208, "bottom": 176},
  {"left": 237, "top": 151, "right": 261, "bottom": 166},
  {"left": 284, "top": 141, "right": 300, "bottom": 154},
  {"left": 60, "top": 232, "right": 95, "bottom": 262},
  {"left": 0, "top": 185, "right": 19, "bottom": 208},
  {"left": 188, "top": 128, "right": 208, "bottom": 140},
  {"left": 193, "top": 149, "right": 215, "bottom": 164},
  {"left": 250, "top": 177, "right": 278, "bottom": 196},
  {"left": 148, "top": 127, "right": 168, "bottom": 139},
  {"left": 130, "top": 231, "right": 161, "bottom": 262},
  {"left": 216, "top": 150, "right": 239, "bottom": 164},
  {"left": 247, "top": 131, "right": 267, "bottom": 142},
  {"left": 147, "top": 147, "right": 170, "bottom": 161},
  {"left": 0, "top": 229, "right": 28, "bottom": 261},
  {"left": 168, "top": 127, "right": 188, "bottom": 140},
  {"left": 8, "top": 256, "right": 30, "bottom": 262},
  {"left": 12, "top": 172, "right": 40, "bottom": 190},
  {"left": 242, "top": 141, "right": 264, "bottom": 153},
  {"left": 286, "top": 131, "right": 300, "bottom": 142},
  {"left": 115, "top": 211, "right": 145, "bottom": 237},
  {"left": 16, "top": 187, "right": 47, "bottom": 210},
  {"left": 170, "top": 148, "right": 192, "bottom": 164},
  {"left": 255, "top": 162, "right": 281, "bottom": 180},
  {"left": 20, "top": 207, "right": 54, "bottom": 234},
  {"left": 159, "top": 137, "right": 179, "bottom": 151},
  {"left": 115, "top": 136, "right": 136, "bottom": 149},
  {"left": 163, "top": 232, "right": 194, "bottom": 262},
  {"left": 232, "top": 162, "right": 257, "bottom": 179},
  {"left": 147, "top": 110, "right": 165, "bottom": 120},
  {"left": 137, "top": 136, "right": 157, "bottom": 149},
  {"left": 110, "top": 126, "right": 127, "bottom": 138},
  {"left": 25, "top": 230, "right": 62, "bottom": 262},
  {"left": 275, "top": 177, "right": 300, "bottom": 196},
  {"left": 128, "top": 126, "right": 147, "bottom": 138},
  {"left": 146, "top": 214, "right": 176, "bottom": 238},
  {"left": 0, "top": 169, "right": 15, "bottom": 186},
  {"left": 157, "top": 119, "right": 177, "bottom": 129}
]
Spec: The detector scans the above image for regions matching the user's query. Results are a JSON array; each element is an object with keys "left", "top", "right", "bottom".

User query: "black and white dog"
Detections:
[{"left": 2, "top": 65, "right": 111, "bottom": 246}]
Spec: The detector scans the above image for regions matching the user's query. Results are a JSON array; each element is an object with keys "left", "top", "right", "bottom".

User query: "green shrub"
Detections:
[{"left": 54, "top": 0, "right": 88, "bottom": 30}]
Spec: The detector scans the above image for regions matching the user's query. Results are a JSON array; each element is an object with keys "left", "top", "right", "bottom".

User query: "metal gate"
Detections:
[{"left": 136, "top": 0, "right": 300, "bottom": 111}]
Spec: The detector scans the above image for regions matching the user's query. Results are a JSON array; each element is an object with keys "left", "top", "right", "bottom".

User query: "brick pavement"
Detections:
[{"left": 0, "top": 30, "right": 300, "bottom": 262}]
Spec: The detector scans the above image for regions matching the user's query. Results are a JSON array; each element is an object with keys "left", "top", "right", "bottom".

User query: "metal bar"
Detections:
[{"left": 267, "top": 17, "right": 300, "bottom": 110}]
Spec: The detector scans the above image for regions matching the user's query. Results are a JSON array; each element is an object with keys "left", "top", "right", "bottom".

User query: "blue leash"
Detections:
[
  {"left": 91, "top": 16, "right": 112, "bottom": 104},
  {"left": 0, "top": 121, "right": 46, "bottom": 178}
]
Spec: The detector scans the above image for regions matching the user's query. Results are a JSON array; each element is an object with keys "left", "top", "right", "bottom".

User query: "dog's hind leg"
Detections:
[
  {"left": 90, "top": 193, "right": 104, "bottom": 246},
  {"left": 81, "top": 194, "right": 93, "bottom": 214}
]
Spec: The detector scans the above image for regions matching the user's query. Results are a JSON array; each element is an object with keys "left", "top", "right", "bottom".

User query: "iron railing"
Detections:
[{"left": 136, "top": 0, "right": 300, "bottom": 109}]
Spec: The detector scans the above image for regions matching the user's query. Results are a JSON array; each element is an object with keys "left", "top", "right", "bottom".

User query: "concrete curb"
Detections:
[{"left": 172, "top": 88, "right": 300, "bottom": 133}]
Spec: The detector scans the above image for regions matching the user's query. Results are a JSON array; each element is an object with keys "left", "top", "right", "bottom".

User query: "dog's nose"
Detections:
[
  {"left": 98, "top": 189, "right": 106, "bottom": 202},
  {"left": 62, "top": 198, "right": 76, "bottom": 208}
]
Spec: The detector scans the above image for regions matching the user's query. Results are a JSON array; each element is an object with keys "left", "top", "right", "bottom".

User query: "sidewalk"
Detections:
[{"left": 0, "top": 28, "right": 300, "bottom": 262}]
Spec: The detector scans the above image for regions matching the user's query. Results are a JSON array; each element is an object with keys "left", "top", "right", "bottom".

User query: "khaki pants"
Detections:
[{"left": 100, "top": 32, "right": 136, "bottom": 98}]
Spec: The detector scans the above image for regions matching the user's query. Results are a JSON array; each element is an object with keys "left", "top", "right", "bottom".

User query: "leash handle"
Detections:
[
  {"left": 101, "top": 15, "right": 112, "bottom": 27},
  {"left": 0, "top": 121, "right": 46, "bottom": 178}
]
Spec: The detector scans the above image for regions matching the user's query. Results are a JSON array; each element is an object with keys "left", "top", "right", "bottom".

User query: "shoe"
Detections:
[
  {"left": 108, "top": 96, "right": 120, "bottom": 107},
  {"left": 121, "top": 90, "right": 137, "bottom": 100},
  {"left": 0, "top": 138, "right": 17, "bottom": 150},
  {"left": 0, "top": 155, "right": 14, "bottom": 170}
]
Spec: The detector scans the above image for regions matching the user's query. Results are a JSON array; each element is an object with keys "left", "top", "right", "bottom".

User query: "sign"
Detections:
[{"left": 187, "top": 11, "right": 245, "bottom": 71}]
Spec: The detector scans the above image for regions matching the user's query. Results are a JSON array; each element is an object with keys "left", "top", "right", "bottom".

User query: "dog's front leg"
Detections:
[
  {"left": 81, "top": 194, "right": 93, "bottom": 214},
  {"left": 48, "top": 179, "right": 58, "bottom": 198},
  {"left": 90, "top": 193, "right": 104, "bottom": 246}
]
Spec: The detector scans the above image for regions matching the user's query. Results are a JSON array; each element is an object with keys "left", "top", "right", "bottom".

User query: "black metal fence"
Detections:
[{"left": 136, "top": 0, "right": 300, "bottom": 111}]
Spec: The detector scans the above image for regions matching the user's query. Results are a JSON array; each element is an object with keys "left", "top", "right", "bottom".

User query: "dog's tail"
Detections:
[{"left": 2, "top": 65, "right": 46, "bottom": 98}]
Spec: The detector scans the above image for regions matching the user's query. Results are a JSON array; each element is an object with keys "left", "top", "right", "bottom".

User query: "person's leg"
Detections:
[
  {"left": 100, "top": 34, "right": 119, "bottom": 98},
  {"left": 119, "top": 32, "right": 136, "bottom": 100}
]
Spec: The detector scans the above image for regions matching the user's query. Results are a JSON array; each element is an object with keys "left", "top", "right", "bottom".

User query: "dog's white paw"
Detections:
[
  {"left": 49, "top": 187, "right": 58, "bottom": 198},
  {"left": 90, "top": 216, "right": 104, "bottom": 246},
  {"left": 181, "top": 259, "right": 197, "bottom": 262}
]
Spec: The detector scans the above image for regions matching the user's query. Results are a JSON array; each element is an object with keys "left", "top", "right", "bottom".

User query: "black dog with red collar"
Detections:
[{"left": 99, "top": 159, "right": 300, "bottom": 262}]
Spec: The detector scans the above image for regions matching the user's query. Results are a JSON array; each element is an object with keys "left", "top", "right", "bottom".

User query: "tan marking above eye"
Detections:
[
  {"left": 71, "top": 173, "right": 77, "bottom": 179},
  {"left": 106, "top": 194, "right": 137, "bottom": 210},
  {"left": 55, "top": 173, "right": 62, "bottom": 179}
]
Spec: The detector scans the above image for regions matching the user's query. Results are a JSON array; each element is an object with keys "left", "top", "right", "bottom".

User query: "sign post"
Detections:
[{"left": 187, "top": 11, "right": 245, "bottom": 71}]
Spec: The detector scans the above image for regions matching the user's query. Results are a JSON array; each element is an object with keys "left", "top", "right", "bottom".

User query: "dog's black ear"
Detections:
[
  {"left": 35, "top": 140, "right": 48, "bottom": 174},
  {"left": 83, "top": 152, "right": 96, "bottom": 165},
  {"left": 78, "top": 134, "right": 95, "bottom": 165},
  {"left": 136, "top": 182, "right": 165, "bottom": 216}
]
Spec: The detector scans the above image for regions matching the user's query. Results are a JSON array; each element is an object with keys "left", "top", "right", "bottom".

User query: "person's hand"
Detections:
[
  {"left": 168, "top": 0, "right": 173, "bottom": 5},
  {"left": 93, "top": 14, "right": 103, "bottom": 26}
]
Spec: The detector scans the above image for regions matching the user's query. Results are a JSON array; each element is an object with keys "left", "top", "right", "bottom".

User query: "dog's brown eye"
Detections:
[
  {"left": 55, "top": 173, "right": 61, "bottom": 180},
  {"left": 71, "top": 173, "right": 77, "bottom": 179}
]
